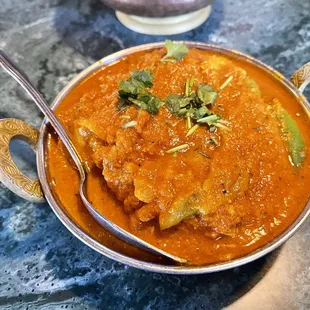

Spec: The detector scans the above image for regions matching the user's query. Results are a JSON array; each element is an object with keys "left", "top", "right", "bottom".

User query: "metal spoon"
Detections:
[{"left": 0, "top": 50, "right": 187, "bottom": 264}]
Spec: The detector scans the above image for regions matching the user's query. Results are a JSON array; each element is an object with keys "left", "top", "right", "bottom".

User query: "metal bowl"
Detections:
[
  {"left": 1, "top": 42, "right": 310, "bottom": 274},
  {"left": 101, "top": 0, "right": 214, "bottom": 17}
]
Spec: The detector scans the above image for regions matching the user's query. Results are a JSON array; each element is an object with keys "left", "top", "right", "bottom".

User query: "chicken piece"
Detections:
[
  {"left": 134, "top": 175, "right": 156, "bottom": 203},
  {"left": 136, "top": 202, "right": 159, "bottom": 222}
]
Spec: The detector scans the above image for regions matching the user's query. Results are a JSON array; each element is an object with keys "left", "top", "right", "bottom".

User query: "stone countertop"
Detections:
[{"left": 0, "top": 0, "right": 309, "bottom": 309}]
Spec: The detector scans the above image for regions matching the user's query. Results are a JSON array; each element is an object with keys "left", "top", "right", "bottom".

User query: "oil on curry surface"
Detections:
[{"left": 47, "top": 42, "right": 310, "bottom": 265}]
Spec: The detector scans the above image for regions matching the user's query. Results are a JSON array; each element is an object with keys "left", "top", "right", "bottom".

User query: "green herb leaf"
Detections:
[
  {"left": 129, "top": 92, "right": 161, "bottom": 115},
  {"left": 118, "top": 69, "right": 162, "bottom": 115},
  {"left": 196, "top": 85, "right": 218, "bottom": 106},
  {"left": 161, "top": 40, "right": 189, "bottom": 63},
  {"left": 118, "top": 98, "right": 130, "bottom": 110},
  {"left": 192, "top": 106, "right": 212, "bottom": 120},
  {"left": 166, "top": 143, "right": 189, "bottom": 154},
  {"left": 177, "top": 107, "right": 195, "bottom": 117},
  {"left": 185, "top": 76, "right": 195, "bottom": 97},
  {"left": 165, "top": 94, "right": 192, "bottom": 114},
  {"left": 186, "top": 124, "right": 199, "bottom": 137},
  {"left": 131, "top": 70, "right": 154, "bottom": 88},
  {"left": 209, "top": 137, "right": 220, "bottom": 146},
  {"left": 128, "top": 97, "right": 149, "bottom": 111},
  {"left": 197, "top": 114, "right": 220, "bottom": 125},
  {"left": 119, "top": 79, "right": 143, "bottom": 96},
  {"left": 219, "top": 75, "right": 233, "bottom": 90},
  {"left": 119, "top": 69, "right": 154, "bottom": 97},
  {"left": 139, "top": 93, "right": 161, "bottom": 115}
]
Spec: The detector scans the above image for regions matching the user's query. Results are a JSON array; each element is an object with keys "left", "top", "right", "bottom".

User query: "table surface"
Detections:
[{"left": 1, "top": 0, "right": 310, "bottom": 309}]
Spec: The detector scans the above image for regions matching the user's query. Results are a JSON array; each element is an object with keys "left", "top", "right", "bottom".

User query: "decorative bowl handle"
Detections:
[
  {"left": 0, "top": 118, "right": 45, "bottom": 202},
  {"left": 291, "top": 62, "right": 310, "bottom": 93}
]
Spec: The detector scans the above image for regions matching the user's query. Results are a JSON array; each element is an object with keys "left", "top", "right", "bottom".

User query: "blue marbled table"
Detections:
[{"left": 0, "top": 0, "right": 310, "bottom": 309}]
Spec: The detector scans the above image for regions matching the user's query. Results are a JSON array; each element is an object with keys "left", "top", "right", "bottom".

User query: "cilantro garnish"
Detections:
[
  {"left": 161, "top": 40, "right": 189, "bottom": 63},
  {"left": 164, "top": 77, "right": 231, "bottom": 134},
  {"left": 196, "top": 85, "right": 217, "bottom": 107},
  {"left": 119, "top": 69, "right": 153, "bottom": 97},
  {"left": 165, "top": 94, "right": 192, "bottom": 114},
  {"left": 118, "top": 70, "right": 161, "bottom": 115},
  {"left": 118, "top": 68, "right": 232, "bottom": 135}
]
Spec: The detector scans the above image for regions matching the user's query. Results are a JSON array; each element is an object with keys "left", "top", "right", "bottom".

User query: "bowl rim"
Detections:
[{"left": 37, "top": 41, "right": 310, "bottom": 274}]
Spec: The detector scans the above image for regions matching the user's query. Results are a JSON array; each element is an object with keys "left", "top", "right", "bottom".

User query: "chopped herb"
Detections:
[
  {"left": 131, "top": 70, "right": 154, "bottom": 87},
  {"left": 198, "top": 151, "right": 211, "bottom": 159},
  {"left": 177, "top": 107, "right": 195, "bottom": 117},
  {"left": 118, "top": 99, "right": 130, "bottom": 111},
  {"left": 192, "top": 106, "right": 212, "bottom": 120},
  {"left": 117, "top": 62, "right": 232, "bottom": 136},
  {"left": 119, "top": 69, "right": 153, "bottom": 97},
  {"left": 128, "top": 97, "right": 149, "bottom": 111},
  {"left": 213, "top": 122, "right": 232, "bottom": 131},
  {"left": 130, "top": 92, "right": 161, "bottom": 115},
  {"left": 163, "top": 77, "right": 230, "bottom": 132},
  {"left": 161, "top": 40, "right": 189, "bottom": 63},
  {"left": 165, "top": 94, "right": 192, "bottom": 114},
  {"left": 185, "top": 79, "right": 190, "bottom": 97},
  {"left": 185, "top": 76, "right": 195, "bottom": 96},
  {"left": 186, "top": 114, "right": 192, "bottom": 129},
  {"left": 213, "top": 119, "right": 232, "bottom": 131},
  {"left": 196, "top": 85, "right": 218, "bottom": 106},
  {"left": 118, "top": 70, "right": 161, "bottom": 115},
  {"left": 209, "top": 126, "right": 217, "bottom": 133},
  {"left": 219, "top": 75, "right": 233, "bottom": 90},
  {"left": 197, "top": 114, "right": 220, "bottom": 125},
  {"left": 217, "top": 119, "right": 231, "bottom": 126},
  {"left": 166, "top": 144, "right": 189, "bottom": 154},
  {"left": 145, "top": 96, "right": 162, "bottom": 115},
  {"left": 122, "top": 120, "right": 137, "bottom": 129},
  {"left": 184, "top": 79, "right": 191, "bottom": 97},
  {"left": 208, "top": 137, "right": 220, "bottom": 146},
  {"left": 190, "top": 76, "right": 195, "bottom": 87},
  {"left": 186, "top": 124, "right": 199, "bottom": 137}
]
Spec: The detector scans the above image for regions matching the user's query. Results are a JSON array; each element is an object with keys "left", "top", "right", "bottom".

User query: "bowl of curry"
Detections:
[{"left": 0, "top": 41, "right": 309, "bottom": 274}]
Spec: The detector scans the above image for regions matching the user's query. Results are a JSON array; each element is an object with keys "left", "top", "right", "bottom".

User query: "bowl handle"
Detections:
[
  {"left": 291, "top": 62, "right": 310, "bottom": 93},
  {"left": 0, "top": 118, "right": 45, "bottom": 203}
]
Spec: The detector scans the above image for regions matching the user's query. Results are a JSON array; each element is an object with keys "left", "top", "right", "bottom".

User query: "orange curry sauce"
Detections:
[{"left": 47, "top": 48, "right": 310, "bottom": 265}]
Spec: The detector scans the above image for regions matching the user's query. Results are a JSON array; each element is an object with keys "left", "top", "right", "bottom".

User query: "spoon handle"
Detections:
[{"left": 0, "top": 50, "right": 85, "bottom": 179}]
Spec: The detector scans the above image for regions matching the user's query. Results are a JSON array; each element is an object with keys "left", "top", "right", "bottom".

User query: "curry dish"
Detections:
[{"left": 47, "top": 43, "right": 310, "bottom": 265}]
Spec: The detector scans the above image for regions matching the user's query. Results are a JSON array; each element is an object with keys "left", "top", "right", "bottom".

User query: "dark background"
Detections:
[{"left": 0, "top": 0, "right": 310, "bottom": 309}]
